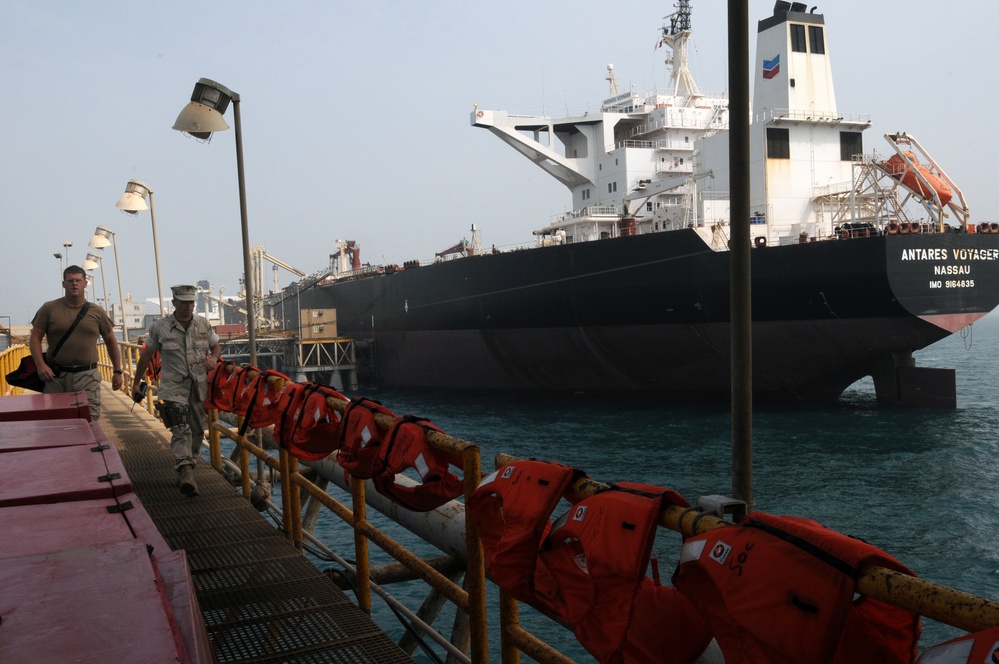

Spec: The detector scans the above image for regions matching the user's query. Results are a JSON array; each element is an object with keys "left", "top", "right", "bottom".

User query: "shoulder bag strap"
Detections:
[{"left": 48, "top": 302, "right": 92, "bottom": 363}]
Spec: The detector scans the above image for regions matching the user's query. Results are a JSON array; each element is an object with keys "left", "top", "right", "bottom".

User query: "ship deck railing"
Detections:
[{"left": 5, "top": 341, "right": 999, "bottom": 662}]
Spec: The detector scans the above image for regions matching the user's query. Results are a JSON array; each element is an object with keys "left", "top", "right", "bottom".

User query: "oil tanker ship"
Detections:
[{"left": 268, "top": 1, "right": 999, "bottom": 406}]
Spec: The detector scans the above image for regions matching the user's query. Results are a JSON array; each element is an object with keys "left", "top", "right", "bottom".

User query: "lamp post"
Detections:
[
  {"left": 82, "top": 252, "right": 109, "bottom": 318},
  {"left": 63, "top": 242, "right": 72, "bottom": 268},
  {"left": 89, "top": 226, "right": 129, "bottom": 342},
  {"left": 53, "top": 252, "right": 63, "bottom": 282},
  {"left": 173, "top": 78, "right": 255, "bottom": 365},
  {"left": 115, "top": 180, "right": 166, "bottom": 317}
]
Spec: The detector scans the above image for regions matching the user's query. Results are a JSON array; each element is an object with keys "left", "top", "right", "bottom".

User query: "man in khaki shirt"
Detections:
[{"left": 133, "top": 284, "right": 221, "bottom": 496}]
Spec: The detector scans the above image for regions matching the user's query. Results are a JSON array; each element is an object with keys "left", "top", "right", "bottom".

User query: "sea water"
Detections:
[{"left": 285, "top": 313, "right": 999, "bottom": 662}]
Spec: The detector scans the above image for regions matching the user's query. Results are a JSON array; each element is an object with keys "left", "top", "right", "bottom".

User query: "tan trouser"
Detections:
[{"left": 44, "top": 368, "right": 102, "bottom": 421}]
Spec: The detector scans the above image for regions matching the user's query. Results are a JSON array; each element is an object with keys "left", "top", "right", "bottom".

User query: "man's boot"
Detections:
[{"left": 178, "top": 464, "right": 198, "bottom": 497}]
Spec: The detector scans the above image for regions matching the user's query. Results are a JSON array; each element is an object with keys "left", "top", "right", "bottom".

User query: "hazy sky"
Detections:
[{"left": 1, "top": 1, "right": 995, "bottom": 326}]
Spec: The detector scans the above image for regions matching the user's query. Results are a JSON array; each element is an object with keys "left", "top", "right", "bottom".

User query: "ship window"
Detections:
[
  {"left": 840, "top": 131, "right": 863, "bottom": 161},
  {"left": 790, "top": 24, "right": 806, "bottom": 52},
  {"left": 767, "top": 128, "right": 791, "bottom": 159},
  {"left": 608, "top": 182, "right": 618, "bottom": 193},
  {"left": 808, "top": 26, "right": 825, "bottom": 54},
  {"left": 647, "top": 202, "right": 653, "bottom": 212}
]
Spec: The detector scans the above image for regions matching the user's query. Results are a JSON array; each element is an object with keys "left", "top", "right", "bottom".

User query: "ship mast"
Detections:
[{"left": 661, "top": 0, "right": 701, "bottom": 100}]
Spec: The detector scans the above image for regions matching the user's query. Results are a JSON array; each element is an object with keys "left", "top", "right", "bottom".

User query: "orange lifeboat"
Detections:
[{"left": 883, "top": 151, "right": 953, "bottom": 207}]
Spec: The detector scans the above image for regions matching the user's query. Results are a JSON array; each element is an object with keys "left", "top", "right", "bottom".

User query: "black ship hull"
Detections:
[{"left": 285, "top": 230, "right": 999, "bottom": 403}]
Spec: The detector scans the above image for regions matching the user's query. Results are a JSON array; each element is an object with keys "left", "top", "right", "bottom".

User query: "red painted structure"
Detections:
[{"left": 0, "top": 392, "right": 211, "bottom": 663}]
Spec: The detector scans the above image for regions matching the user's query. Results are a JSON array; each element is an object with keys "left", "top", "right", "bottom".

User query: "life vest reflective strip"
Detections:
[
  {"left": 287, "top": 385, "right": 349, "bottom": 461},
  {"left": 916, "top": 624, "right": 999, "bottom": 663},
  {"left": 535, "top": 482, "right": 711, "bottom": 664},
  {"left": 273, "top": 381, "right": 311, "bottom": 451},
  {"left": 336, "top": 397, "right": 397, "bottom": 478},
  {"left": 467, "top": 460, "right": 578, "bottom": 604},
  {"left": 373, "top": 415, "right": 464, "bottom": 512},
  {"left": 206, "top": 360, "right": 241, "bottom": 411},
  {"left": 673, "top": 511, "right": 921, "bottom": 664}
]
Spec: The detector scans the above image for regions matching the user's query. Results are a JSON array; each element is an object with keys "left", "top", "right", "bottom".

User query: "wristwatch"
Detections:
[{"left": 113, "top": 369, "right": 123, "bottom": 375}]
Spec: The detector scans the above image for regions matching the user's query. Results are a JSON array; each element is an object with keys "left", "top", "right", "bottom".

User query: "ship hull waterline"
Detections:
[{"left": 286, "top": 230, "right": 999, "bottom": 404}]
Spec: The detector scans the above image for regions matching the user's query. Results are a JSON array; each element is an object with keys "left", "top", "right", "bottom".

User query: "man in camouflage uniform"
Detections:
[{"left": 133, "top": 284, "right": 221, "bottom": 496}]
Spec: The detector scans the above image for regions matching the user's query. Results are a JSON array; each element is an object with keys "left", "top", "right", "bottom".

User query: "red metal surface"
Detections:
[
  {"left": 0, "top": 539, "right": 189, "bottom": 663},
  {"left": 0, "top": 418, "right": 97, "bottom": 452},
  {"left": 0, "top": 496, "right": 137, "bottom": 559},
  {"left": 157, "top": 550, "right": 216, "bottom": 664},
  {"left": 0, "top": 443, "right": 133, "bottom": 507},
  {"left": 0, "top": 390, "right": 91, "bottom": 422}
]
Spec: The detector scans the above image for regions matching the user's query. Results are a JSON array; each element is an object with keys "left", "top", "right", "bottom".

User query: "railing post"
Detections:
[{"left": 351, "top": 477, "right": 372, "bottom": 614}]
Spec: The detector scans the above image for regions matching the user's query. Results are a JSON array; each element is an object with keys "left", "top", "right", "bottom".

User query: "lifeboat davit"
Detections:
[{"left": 883, "top": 151, "right": 953, "bottom": 207}]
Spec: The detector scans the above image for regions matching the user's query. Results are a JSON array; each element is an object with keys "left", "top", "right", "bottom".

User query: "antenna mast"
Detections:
[{"left": 662, "top": 0, "right": 700, "bottom": 99}]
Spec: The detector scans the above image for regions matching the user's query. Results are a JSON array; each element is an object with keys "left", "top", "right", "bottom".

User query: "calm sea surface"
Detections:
[{"left": 293, "top": 313, "right": 999, "bottom": 661}]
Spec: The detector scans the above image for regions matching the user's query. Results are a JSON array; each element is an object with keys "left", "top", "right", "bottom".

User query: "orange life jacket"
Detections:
[
  {"left": 336, "top": 397, "right": 397, "bottom": 478},
  {"left": 273, "top": 381, "right": 311, "bottom": 451},
  {"left": 468, "top": 460, "right": 578, "bottom": 604},
  {"left": 916, "top": 625, "right": 999, "bottom": 663},
  {"left": 206, "top": 360, "right": 241, "bottom": 411},
  {"left": 535, "top": 482, "right": 710, "bottom": 664},
  {"left": 673, "top": 511, "right": 921, "bottom": 664},
  {"left": 145, "top": 346, "right": 161, "bottom": 382},
  {"left": 231, "top": 365, "right": 261, "bottom": 417},
  {"left": 373, "top": 415, "right": 464, "bottom": 512},
  {"left": 244, "top": 369, "right": 289, "bottom": 429},
  {"left": 288, "top": 384, "right": 348, "bottom": 461}
]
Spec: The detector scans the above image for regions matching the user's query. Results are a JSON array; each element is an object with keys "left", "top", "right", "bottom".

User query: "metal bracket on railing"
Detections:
[{"left": 697, "top": 494, "right": 748, "bottom": 521}]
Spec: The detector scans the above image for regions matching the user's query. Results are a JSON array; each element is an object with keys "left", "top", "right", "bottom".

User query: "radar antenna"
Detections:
[{"left": 605, "top": 64, "right": 618, "bottom": 97}]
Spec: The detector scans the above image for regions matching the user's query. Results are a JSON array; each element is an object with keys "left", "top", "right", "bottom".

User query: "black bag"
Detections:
[
  {"left": 6, "top": 302, "right": 91, "bottom": 392},
  {"left": 6, "top": 356, "right": 45, "bottom": 392}
]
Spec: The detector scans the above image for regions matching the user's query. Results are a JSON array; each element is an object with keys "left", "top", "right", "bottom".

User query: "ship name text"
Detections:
[{"left": 901, "top": 248, "right": 999, "bottom": 261}]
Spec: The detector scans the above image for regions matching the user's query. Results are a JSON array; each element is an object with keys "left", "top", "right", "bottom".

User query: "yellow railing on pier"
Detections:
[
  {"left": 0, "top": 345, "right": 31, "bottom": 396},
  {"left": 204, "top": 368, "right": 489, "bottom": 663}
]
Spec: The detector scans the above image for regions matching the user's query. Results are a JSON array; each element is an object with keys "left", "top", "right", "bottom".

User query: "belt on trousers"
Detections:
[{"left": 57, "top": 363, "right": 98, "bottom": 373}]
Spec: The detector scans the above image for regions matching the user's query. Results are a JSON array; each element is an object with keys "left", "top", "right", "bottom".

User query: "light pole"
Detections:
[
  {"left": 82, "top": 253, "right": 109, "bottom": 317},
  {"left": 173, "top": 78, "right": 256, "bottom": 365},
  {"left": 89, "top": 226, "right": 129, "bottom": 342},
  {"left": 63, "top": 242, "right": 72, "bottom": 268},
  {"left": 115, "top": 179, "right": 166, "bottom": 317},
  {"left": 53, "top": 253, "right": 63, "bottom": 283}
]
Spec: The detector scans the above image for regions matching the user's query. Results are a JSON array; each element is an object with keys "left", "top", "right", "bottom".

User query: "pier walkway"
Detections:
[{"left": 97, "top": 386, "right": 413, "bottom": 663}]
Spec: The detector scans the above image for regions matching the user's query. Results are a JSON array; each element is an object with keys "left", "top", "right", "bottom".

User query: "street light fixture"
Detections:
[
  {"left": 82, "top": 252, "right": 109, "bottom": 318},
  {"left": 115, "top": 179, "right": 166, "bottom": 317},
  {"left": 173, "top": 78, "right": 256, "bottom": 365},
  {"left": 89, "top": 226, "right": 129, "bottom": 342}
]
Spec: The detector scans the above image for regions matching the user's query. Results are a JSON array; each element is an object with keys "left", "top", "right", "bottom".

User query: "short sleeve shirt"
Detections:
[
  {"left": 144, "top": 314, "right": 220, "bottom": 403},
  {"left": 31, "top": 299, "right": 114, "bottom": 366}
]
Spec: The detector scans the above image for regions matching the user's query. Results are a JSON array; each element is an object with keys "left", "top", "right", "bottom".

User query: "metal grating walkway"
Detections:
[{"left": 97, "top": 387, "right": 414, "bottom": 663}]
